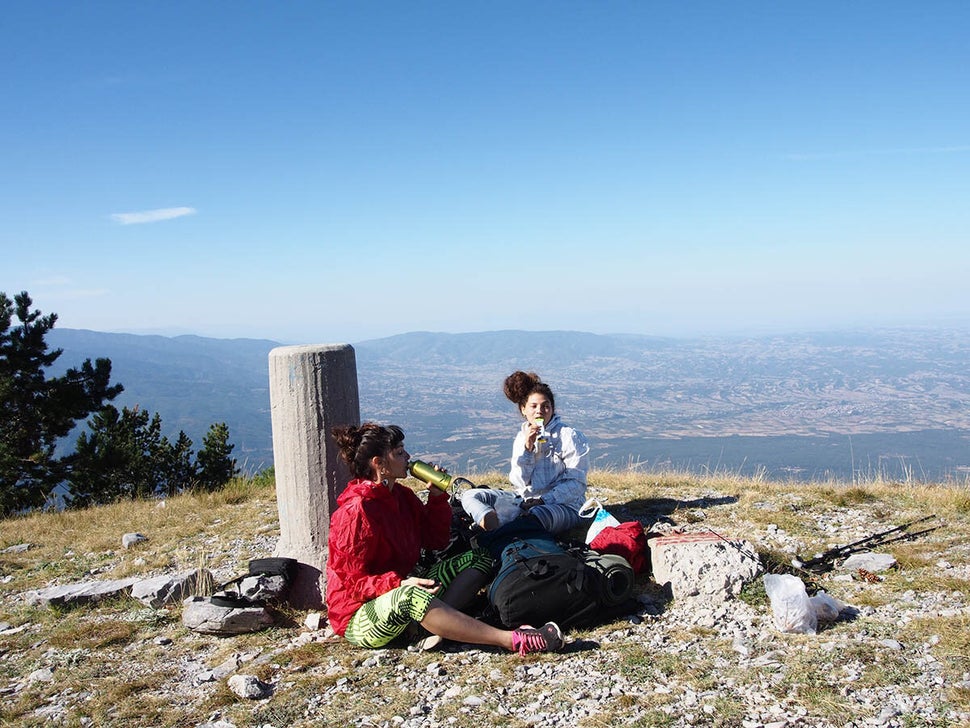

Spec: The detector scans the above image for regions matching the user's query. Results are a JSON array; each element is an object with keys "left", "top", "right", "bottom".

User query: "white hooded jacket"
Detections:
[{"left": 509, "top": 413, "right": 590, "bottom": 508}]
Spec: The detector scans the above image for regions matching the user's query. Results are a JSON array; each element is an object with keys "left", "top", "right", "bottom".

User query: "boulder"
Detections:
[
  {"left": 24, "top": 578, "right": 140, "bottom": 607},
  {"left": 130, "top": 568, "right": 213, "bottom": 608},
  {"left": 181, "top": 596, "right": 275, "bottom": 635},
  {"left": 840, "top": 551, "right": 897, "bottom": 573},
  {"left": 651, "top": 531, "right": 762, "bottom": 601}
]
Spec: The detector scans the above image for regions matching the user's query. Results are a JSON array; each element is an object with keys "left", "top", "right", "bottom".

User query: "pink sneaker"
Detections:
[{"left": 511, "top": 622, "right": 563, "bottom": 655}]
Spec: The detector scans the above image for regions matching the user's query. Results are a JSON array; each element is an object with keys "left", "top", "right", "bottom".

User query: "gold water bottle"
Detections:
[{"left": 408, "top": 460, "right": 453, "bottom": 492}]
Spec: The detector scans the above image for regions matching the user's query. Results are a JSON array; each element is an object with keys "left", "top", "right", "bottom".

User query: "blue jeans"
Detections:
[{"left": 459, "top": 488, "right": 582, "bottom": 534}]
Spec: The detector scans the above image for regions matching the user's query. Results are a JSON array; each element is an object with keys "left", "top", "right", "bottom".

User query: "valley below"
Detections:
[{"left": 50, "top": 326, "right": 970, "bottom": 483}]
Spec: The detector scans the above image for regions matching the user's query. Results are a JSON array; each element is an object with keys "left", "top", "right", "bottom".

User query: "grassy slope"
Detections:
[{"left": 1, "top": 471, "right": 968, "bottom": 727}]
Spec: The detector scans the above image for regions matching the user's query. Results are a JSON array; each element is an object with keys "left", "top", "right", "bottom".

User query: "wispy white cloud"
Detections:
[
  {"left": 785, "top": 145, "right": 970, "bottom": 162},
  {"left": 110, "top": 206, "right": 197, "bottom": 225},
  {"left": 31, "top": 275, "right": 73, "bottom": 287}
]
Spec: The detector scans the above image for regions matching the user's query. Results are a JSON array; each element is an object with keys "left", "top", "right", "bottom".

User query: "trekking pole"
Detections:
[
  {"left": 792, "top": 515, "right": 937, "bottom": 572},
  {"left": 860, "top": 525, "right": 941, "bottom": 549}
]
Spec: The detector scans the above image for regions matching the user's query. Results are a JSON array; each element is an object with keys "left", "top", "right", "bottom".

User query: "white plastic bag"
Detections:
[
  {"left": 578, "top": 498, "right": 621, "bottom": 544},
  {"left": 763, "top": 573, "right": 817, "bottom": 634}
]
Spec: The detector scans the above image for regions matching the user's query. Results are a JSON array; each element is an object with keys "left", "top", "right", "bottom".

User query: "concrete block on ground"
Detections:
[{"left": 651, "top": 531, "right": 762, "bottom": 601}]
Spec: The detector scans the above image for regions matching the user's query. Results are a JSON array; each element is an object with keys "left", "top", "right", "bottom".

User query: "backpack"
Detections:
[{"left": 486, "top": 533, "right": 636, "bottom": 631}]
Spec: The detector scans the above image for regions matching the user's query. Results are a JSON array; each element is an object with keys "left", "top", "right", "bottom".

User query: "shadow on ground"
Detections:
[{"left": 612, "top": 495, "right": 739, "bottom": 529}]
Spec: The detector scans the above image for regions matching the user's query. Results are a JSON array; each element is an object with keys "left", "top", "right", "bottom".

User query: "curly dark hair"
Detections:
[
  {"left": 331, "top": 422, "right": 405, "bottom": 479},
  {"left": 503, "top": 370, "right": 555, "bottom": 411}
]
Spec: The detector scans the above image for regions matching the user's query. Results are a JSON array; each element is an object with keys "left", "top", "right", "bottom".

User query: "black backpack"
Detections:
[{"left": 486, "top": 531, "right": 636, "bottom": 631}]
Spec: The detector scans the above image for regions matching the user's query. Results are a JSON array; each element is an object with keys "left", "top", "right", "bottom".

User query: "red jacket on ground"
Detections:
[{"left": 325, "top": 478, "right": 452, "bottom": 636}]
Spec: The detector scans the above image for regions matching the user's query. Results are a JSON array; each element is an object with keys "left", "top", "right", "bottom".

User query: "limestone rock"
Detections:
[
  {"left": 304, "top": 611, "right": 324, "bottom": 630},
  {"left": 841, "top": 551, "right": 897, "bottom": 573},
  {"left": 122, "top": 532, "right": 149, "bottom": 549},
  {"left": 24, "top": 578, "right": 140, "bottom": 607},
  {"left": 651, "top": 531, "right": 762, "bottom": 601},
  {"left": 131, "top": 568, "right": 213, "bottom": 608},
  {"left": 227, "top": 674, "right": 272, "bottom": 700},
  {"left": 2, "top": 543, "right": 32, "bottom": 554},
  {"left": 181, "top": 596, "right": 275, "bottom": 635}
]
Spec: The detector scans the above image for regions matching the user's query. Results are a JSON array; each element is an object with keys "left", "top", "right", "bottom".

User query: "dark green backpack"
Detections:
[{"left": 487, "top": 535, "right": 635, "bottom": 630}]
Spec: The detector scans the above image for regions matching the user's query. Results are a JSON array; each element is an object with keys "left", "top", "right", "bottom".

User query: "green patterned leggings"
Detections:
[{"left": 344, "top": 548, "right": 494, "bottom": 649}]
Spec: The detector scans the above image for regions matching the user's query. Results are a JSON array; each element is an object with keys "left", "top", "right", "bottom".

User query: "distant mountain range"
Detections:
[{"left": 47, "top": 327, "right": 970, "bottom": 483}]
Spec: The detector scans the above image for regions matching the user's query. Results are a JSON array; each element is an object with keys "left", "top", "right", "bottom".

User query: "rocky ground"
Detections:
[
  {"left": 250, "top": 533, "right": 970, "bottom": 728},
  {"left": 2, "top": 478, "right": 969, "bottom": 727}
]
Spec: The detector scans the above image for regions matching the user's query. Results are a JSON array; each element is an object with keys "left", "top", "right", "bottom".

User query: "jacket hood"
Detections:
[{"left": 336, "top": 478, "right": 392, "bottom": 506}]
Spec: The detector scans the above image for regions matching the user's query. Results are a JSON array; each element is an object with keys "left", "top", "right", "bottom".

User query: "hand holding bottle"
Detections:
[{"left": 536, "top": 416, "right": 549, "bottom": 445}]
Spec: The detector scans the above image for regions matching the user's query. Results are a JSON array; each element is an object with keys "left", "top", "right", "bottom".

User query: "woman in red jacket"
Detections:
[{"left": 325, "top": 422, "right": 563, "bottom": 655}]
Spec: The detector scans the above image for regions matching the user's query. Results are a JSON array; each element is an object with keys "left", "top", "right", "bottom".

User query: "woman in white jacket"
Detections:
[{"left": 461, "top": 371, "right": 590, "bottom": 534}]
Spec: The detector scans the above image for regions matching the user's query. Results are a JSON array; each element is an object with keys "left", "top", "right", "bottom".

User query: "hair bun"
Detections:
[{"left": 503, "top": 370, "right": 547, "bottom": 406}]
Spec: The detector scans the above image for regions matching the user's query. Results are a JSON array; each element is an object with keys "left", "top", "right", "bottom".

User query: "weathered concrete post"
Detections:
[{"left": 268, "top": 344, "right": 359, "bottom": 609}]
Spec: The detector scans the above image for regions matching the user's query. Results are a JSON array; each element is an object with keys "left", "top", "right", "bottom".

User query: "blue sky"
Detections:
[{"left": 3, "top": 2, "right": 969, "bottom": 344}]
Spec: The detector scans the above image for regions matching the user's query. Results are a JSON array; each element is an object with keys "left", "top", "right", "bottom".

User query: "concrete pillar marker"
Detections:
[{"left": 268, "top": 344, "right": 359, "bottom": 609}]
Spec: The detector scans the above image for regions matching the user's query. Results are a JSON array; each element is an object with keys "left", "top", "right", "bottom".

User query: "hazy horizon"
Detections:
[{"left": 46, "top": 317, "right": 970, "bottom": 347}]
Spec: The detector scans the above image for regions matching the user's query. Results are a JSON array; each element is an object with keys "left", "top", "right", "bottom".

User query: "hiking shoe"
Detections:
[
  {"left": 405, "top": 624, "right": 444, "bottom": 653},
  {"left": 413, "top": 634, "right": 444, "bottom": 652},
  {"left": 511, "top": 622, "right": 563, "bottom": 655}
]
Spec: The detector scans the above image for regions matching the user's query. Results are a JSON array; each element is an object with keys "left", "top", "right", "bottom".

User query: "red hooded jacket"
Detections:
[{"left": 325, "top": 478, "right": 452, "bottom": 635}]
